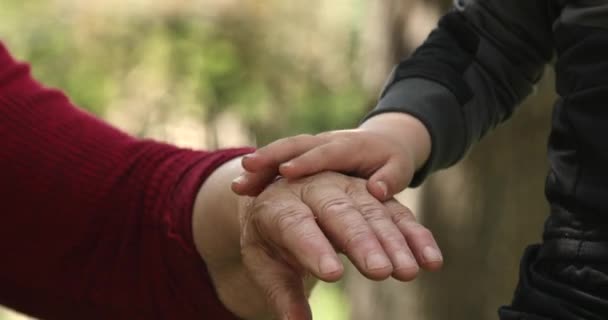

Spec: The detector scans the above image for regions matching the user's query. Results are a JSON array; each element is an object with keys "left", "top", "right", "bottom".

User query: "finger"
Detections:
[
  {"left": 279, "top": 141, "right": 363, "bottom": 179},
  {"left": 302, "top": 184, "right": 393, "bottom": 280},
  {"left": 385, "top": 200, "right": 443, "bottom": 271},
  {"left": 242, "top": 134, "right": 323, "bottom": 172},
  {"left": 350, "top": 190, "right": 420, "bottom": 281},
  {"left": 252, "top": 195, "right": 344, "bottom": 282},
  {"left": 367, "top": 157, "right": 414, "bottom": 201},
  {"left": 242, "top": 244, "right": 312, "bottom": 320},
  {"left": 231, "top": 169, "right": 278, "bottom": 196}
]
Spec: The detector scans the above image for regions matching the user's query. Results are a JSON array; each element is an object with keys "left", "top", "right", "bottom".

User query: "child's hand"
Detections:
[{"left": 232, "top": 113, "right": 431, "bottom": 201}]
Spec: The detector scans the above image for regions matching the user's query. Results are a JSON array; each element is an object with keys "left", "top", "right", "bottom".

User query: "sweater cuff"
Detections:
[
  {"left": 363, "top": 78, "right": 467, "bottom": 187},
  {"left": 158, "top": 147, "right": 254, "bottom": 319}
]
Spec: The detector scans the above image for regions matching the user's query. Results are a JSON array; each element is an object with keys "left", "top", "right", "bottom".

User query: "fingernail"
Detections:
[
  {"left": 244, "top": 153, "right": 257, "bottom": 160},
  {"left": 365, "top": 252, "right": 391, "bottom": 270},
  {"left": 280, "top": 162, "right": 294, "bottom": 169},
  {"left": 394, "top": 251, "right": 418, "bottom": 270},
  {"left": 377, "top": 181, "right": 388, "bottom": 198},
  {"left": 319, "top": 255, "right": 341, "bottom": 275},
  {"left": 232, "top": 175, "right": 247, "bottom": 185},
  {"left": 423, "top": 246, "right": 443, "bottom": 263}
]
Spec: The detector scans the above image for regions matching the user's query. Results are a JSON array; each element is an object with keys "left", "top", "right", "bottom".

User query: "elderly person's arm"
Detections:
[
  {"left": 0, "top": 41, "right": 253, "bottom": 319},
  {"left": 0, "top": 41, "right": 441, "bottom": 320}
]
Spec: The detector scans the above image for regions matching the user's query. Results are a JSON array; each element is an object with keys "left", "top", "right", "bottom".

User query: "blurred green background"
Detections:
[{"left": 0, "top": 0, "right": 556, "bottom": 319}]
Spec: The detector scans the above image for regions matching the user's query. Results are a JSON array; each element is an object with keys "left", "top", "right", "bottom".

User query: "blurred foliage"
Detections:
[
  {"left": 0, "top": 0, "right": 367, "bottom": 146},
  {"left": 310, "top": 282, "right": 350, "bottom": 320}
]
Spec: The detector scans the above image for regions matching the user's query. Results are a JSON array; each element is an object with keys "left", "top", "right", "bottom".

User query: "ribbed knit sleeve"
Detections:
[{"left": 0, "top": 42, "right": 253, "bottom": 319}]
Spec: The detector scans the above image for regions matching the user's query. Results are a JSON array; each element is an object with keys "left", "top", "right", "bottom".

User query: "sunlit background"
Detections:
[{"left": 0, "top": 0, "right": 556, "bottom": 319}]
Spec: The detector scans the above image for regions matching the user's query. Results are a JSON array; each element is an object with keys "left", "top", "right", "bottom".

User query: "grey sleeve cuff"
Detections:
[{"left": 362, "top": 78, "right": 467, "bottom": 187}]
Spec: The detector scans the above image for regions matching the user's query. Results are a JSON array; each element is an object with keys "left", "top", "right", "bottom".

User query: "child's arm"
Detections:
[
  {"left": 232, "top": 112, "right": 431, "bottom": 201},
  {"left": 233, "top": 0, "right": 553, "bottom": 201}
]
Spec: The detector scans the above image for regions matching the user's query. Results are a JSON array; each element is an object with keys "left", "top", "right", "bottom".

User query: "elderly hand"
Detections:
[{"left": 194, "top": 159, "right": 442, "bottom": 320}]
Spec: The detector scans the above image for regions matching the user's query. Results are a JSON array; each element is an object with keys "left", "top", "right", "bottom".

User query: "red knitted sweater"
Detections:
[{"left": 0, "top": 42, "right": 251, "bottom": 319}]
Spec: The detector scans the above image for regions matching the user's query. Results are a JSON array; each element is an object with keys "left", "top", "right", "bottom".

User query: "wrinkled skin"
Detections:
[{"left": 195, "top": 160, "right": 442, "bottom": 320}]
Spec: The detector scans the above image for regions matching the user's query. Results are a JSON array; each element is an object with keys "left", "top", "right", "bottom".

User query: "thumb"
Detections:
[
  {"left": 367, "top": 158, "right": 414, "bottom": 201},
  {"left": 242, "top": 245, "right": 313, "bottom": 320}
]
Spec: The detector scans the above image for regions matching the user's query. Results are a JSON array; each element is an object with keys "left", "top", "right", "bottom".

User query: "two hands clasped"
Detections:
[{"left": 196, "top": 113, "right": 442, "bottom": 320}]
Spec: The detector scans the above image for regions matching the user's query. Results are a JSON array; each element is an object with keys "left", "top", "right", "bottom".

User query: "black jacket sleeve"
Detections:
[{"left": 364, "top": 0, "right": 556, "bottom": 186}]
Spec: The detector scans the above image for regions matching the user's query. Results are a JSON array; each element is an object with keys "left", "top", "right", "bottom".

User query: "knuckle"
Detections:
[
  {"left": 250, "top": 199, "right": 284, "bottom": 229},
  {"left": 287, "top": 134, "right": 314, "bottom": 145},
  {"left": 250, "top": 199, "right": 314, "bottom": 234},
  {"left": 362, "top": 212, "right": 388, "bottom": 228},
  {"left": 341, "top": 134, "right": 361, "bottom": 147},
  {"left": 250, "top": 199, "right": 276, "bottom": 218},
  {"left": 358, "top": 202, "right": 387, "bottom": 220},
  {"left": 274, "top": 207, "right": 313, "bottom": 234},
  {"left": 329, "top": 138, "right": 349, "bottom": 148},
  {"left": 274, "top": 134, "right": 311, "bottom": 152},
  {"left": 296, "top": 229, "right": 323, "bottom": 244},
  {"left": 345, "top": 179, "right": 365, "bottom": 191},
  {"left": 295, "top": 133, "right": 314, "bottom": 140},
  {"left": 342, "top": 226, "right": 374, "bottom": 253},
  {"left": 376, "top": 229, "right": 405, "bottom": 247},
  {"left": 344, "top": 181, "right": 368, "bottom": 196},
  {"left": 320, "top": 198, "right": 356, "bottom": 217},
  {"left": 316, "top": 130, "right": 337, "bottom": 140},
  {"left": 391, "top": 209, "right": 416, "bottom": 225}
]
